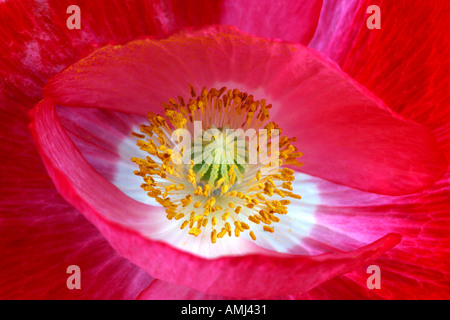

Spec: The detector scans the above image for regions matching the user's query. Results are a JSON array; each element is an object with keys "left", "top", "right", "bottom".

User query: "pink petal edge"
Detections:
[{"left": 30, "top": 98, "right": 401, "bottom": 298}]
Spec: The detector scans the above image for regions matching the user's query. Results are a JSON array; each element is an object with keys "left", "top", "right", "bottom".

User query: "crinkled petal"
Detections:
[
  {"left": 0, "top": 96, "right": 152, "bottom": 299},
  {"left": 55, "top": 105, "right": 321, "bottom": 255},
  {"left": 219, "top": 0, "right": 323, "bottom": 44},
  {"left": 0, "top": 0, "right": 166, "bottom": 102},
  {"left": 55, "top": 104, "right": 268, "bottom": 258},
  {"left": 309, "top": 0, "right": 363, "bottom": 64},
  {"left": 315, "top": 1, "right": 450, "bottom": 163},
  {"left": 44, "top": 26, "right": 446, "bottom": 195},
  {"left": 136, "top": 279, "right": 307, "bottom": 300},
  {"left": 31, "top": 98, "right": 401, "bottom": 298},
  {"left": 137, "top": 280, "right": 228, "bottom": 300},
  {"left": 0, "top": 0, "right": 323, "bottom": 103},
  {"left": 297, "top": 171, "right": 450, "bottom": 299}
]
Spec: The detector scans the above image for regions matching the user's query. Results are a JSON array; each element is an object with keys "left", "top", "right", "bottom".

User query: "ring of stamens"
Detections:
[{"left": 131, "top": 85, "right": 302, "bottom": 243}]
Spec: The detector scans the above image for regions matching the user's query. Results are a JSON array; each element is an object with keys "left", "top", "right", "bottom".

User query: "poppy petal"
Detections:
[
  {"left": 309, "top": 0, "right": 363, "bottom": 64},
  {"left": 55, "top": 104, "right": 270, "bottom": 258},
  {"left": 137, "top": 280, "right": 227, "bottom": 300},
  {"left": 136, "top": 279, "right": 303, "bottom": 300},
  {"left": 54, "top": 104, "right": 397, "bottom": 258},
  {"left": 0, "top": 0, "right": 165, "bottom": 103},
  {"left": 329, "top": 1, "right": 450, "bottom": 163},
  {"left": 44, "top": 26, "right": 446, "bottom": 195},
  {"left": 298, "top": 171, "right": 450, "bottom": 299},
  {"left": 31, "top": 98, "right": 401, "bottom": 298},
  {"left": 55, "top": 105, "right": 320, "bottom": 255},
  {"left": 219, "top": 0, "right": 323, "bottom": 44},
  {"left": 0, "top": 0, "right": 323, "bottom": 104},
  {"left": 0, "top": 96, "right": 152, "bottom": 299}
]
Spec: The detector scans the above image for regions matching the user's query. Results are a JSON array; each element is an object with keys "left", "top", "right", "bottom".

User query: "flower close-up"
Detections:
[{"left": 1, "top": 0, "right": 449, "bottom": 300}]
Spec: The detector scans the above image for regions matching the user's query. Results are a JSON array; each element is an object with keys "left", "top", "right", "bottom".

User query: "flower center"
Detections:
[{"left": 131, "top": 85, "right": 302, "bottom": 243}]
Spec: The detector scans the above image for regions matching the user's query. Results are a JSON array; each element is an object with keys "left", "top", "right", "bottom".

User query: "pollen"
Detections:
[{"left": 131, "top": 85, "right": 302, "bottom": 243}]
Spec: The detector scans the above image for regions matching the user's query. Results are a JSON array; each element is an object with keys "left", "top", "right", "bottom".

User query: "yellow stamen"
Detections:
[{"left": 131, "top": 86, "right": 302, "bottom": 244}]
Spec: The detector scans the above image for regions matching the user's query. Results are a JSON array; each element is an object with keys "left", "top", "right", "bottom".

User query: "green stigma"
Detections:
[{"left": 191, "top": 129, "right": 246, "bottom": 187}]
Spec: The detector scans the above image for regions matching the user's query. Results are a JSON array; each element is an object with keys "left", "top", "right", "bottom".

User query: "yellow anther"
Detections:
[
  {"left": 222, "top": 210, "right": 230, "bottom": 221},
  {"left": 189, "top": 227, "right": 201, "bottom": 237},
  {"left": 240, "top": 222, "right": 250, "bottom": 230},
  {"left": 227, "top": 190, "right": 237, "bottom": 197},
  {"left": 285, "top": 191, "right": 302, "bottom": 199},
  {"left": 256, "top": 193, "right": 266, "bottom": 201},
  {"left": 194, "top": 201, "right": 202, "bottom": 208},
  {"left": 174, "top": 213, "right": 185, "bottom": 220},
  {"left": 216, "top": 177, "right": 225, "bottom": 187},
  {"left": 211, "top": 230, "right": 217, "bottom": 243},
  {"left": 203, "top": 184, "right": 212, "bottom": 197},
  {"left": 234, "top": 221, "right": 244, "bottom": 232},
  {"left": 221, "top": 184, "right": 229, "bottom": 194},
  {"left": 217, "top": 228, "right": 227, "bottom": 238},
  {"left": 180, "top": 221, "right": 189, "bottom": 229},
  {"left": 248, "top": 215, "right": 260, "bottom": 224},
  {"left": 269, "top": 215, "right": 280, "bottom": 222},
  {"left": 282, "top": 182, "right": 293, "bottom": 191},
  {"left": 194, "top": 186, "right": 203, "bottom": 195},
  {"left": 204, "top": 197, "right": 216, "bottom": 208},
  {"left": 274, "top": 189, "right": 285, "bottom": 197},
  {"left": 180, "top": 194, "right": 192, "bottom": 207}
]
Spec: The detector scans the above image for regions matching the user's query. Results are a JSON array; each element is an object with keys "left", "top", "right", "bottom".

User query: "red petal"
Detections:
[
  {"left": 136, "top": 279, "right": 306, "bottom": 300},
  {"left": 219, "top": 0, "right": 323, "bottom": 44},
  {"left": 44, "top": 26, "right": 446, "bottom": 195},
  {"left": 336, "top": 1, "right": 450, "bottom": 163},
  {"left": 0, "top": 0, "right": 166, "bottom": 103},
  {"left": 0, "top": 0, "right": 322, "bottom": 105},
  {"left": 55, "top": 106, "right": 317, "bottom": 256},
  {"left": 0, "top": 96, "right": 152, "bottom": 299},
  {"left": 309, "top": 0, "right": 363, "bottom": 64},
  {"left": 137, "top": 280, "right": 227, "bottom": 300},
  {"left": 5, "top": 0, "right": 448, "bottom": 300},
  {"left": 55, "top": 105, "right": 269, "bottom": 258},
  {"left": 55, "top": 105, "right": 146, "bottom": 183},
  {"left": 32, "top": 100, "right": 399, "bottom": 297},
  {"left": 297, "top": 171, "right": 450, "bottom": 299},
  {"left": 31, "top": 98, "right": 401, "bottom": 298}
]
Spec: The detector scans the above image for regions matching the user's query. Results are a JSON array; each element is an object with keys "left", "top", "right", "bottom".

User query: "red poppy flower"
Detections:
[{"left": 1, "top": 0, "right": 449, "bottom": 299}]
